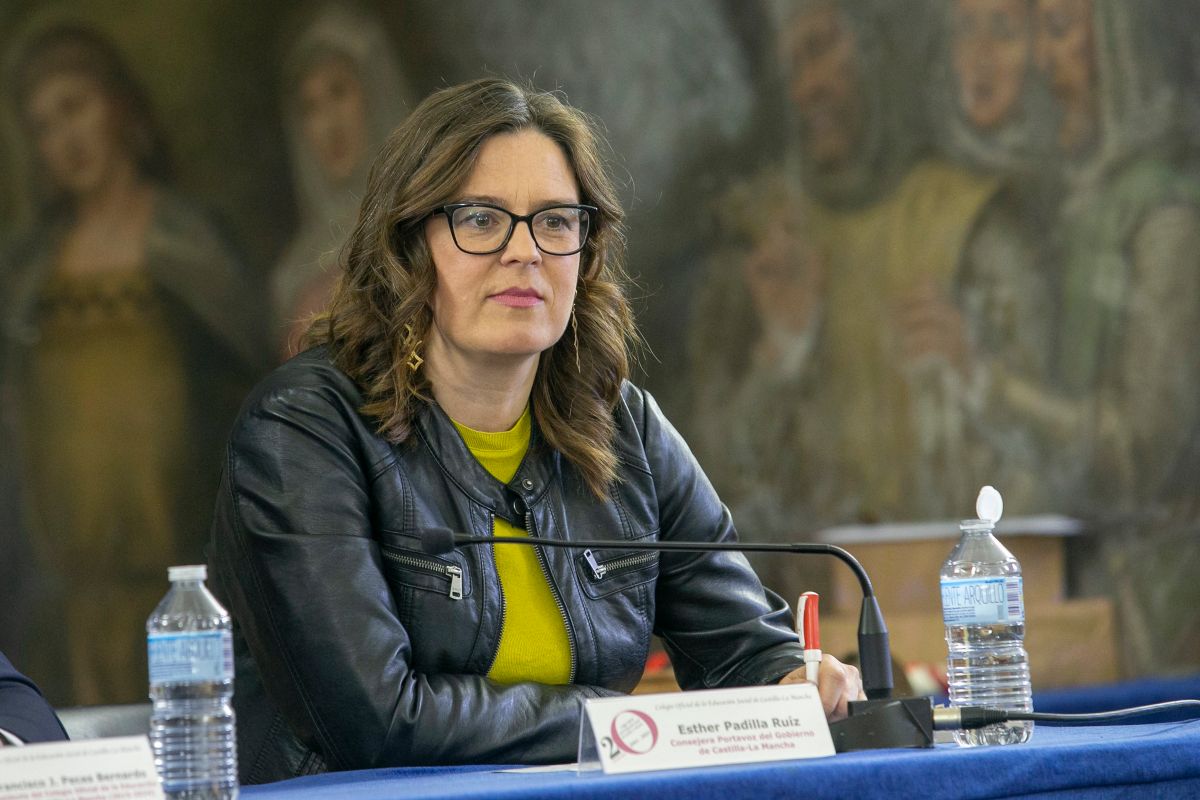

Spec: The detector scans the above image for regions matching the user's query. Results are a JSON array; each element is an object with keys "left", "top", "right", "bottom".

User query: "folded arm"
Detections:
[{"left": 211, "top": 385, "right": 608, "bottom": 770}]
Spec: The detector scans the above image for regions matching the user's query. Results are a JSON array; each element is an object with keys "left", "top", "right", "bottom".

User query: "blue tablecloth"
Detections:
[{"left": 242, "top": 719, "right": 1200, "bottom": 800}]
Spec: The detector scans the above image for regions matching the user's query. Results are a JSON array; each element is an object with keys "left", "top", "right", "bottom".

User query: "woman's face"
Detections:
[
  {"left": 298, "top": 55, "right": 369, "bottom": 184},
  {"left": 424, "top": 128, "right": 582, "bottom": 369},
  {"left": 1034, "top": 0, "right": 1094, "bottom": 107},
  {"left": 26, "top": 72, "right": 129, "bottom": 197},
  {"left": 952, "top": 0, "right": 1031, "bottom": 131}
]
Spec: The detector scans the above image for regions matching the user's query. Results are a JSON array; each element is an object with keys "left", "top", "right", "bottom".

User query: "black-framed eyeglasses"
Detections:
[{"left": 432, "top": 202, "right": 597, "bottom": 256}]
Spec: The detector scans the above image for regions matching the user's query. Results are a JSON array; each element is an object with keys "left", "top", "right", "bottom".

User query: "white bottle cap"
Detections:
[
  {"left": 975, "top": 485, "right": 1003, "bottom": 524},
  {"left": 168, "top": 564, "right": 207, "bottom": 582}
]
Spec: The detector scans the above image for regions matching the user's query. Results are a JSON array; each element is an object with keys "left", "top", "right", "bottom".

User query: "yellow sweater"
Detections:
[{"left": 451, "top": 407, "right": 572, "bottom": 684}]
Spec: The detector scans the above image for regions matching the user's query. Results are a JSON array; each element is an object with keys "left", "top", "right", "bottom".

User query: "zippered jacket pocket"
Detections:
[
  {"left": 575, "top": 545, "right": 659, "bottom": 599},
  {"left": 381, "top": 546, "right": 469, "bottom": 600}
]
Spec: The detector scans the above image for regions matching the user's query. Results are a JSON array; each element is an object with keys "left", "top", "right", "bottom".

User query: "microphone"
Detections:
[{"left": 419, "top": 527, "right": 893, "bottom": 701}]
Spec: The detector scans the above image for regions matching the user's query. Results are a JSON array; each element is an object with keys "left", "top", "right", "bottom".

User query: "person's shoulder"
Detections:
[
  {"left": 236, "top": 346, "right": 365, "bottom": 428},
  {"left": 615, "top": 380, "right": 681, "bottom": 422},
  {"left": 612, "top": 381, "right": 675, "bottom": 469},
  {"left": 617, "top": 379, "right": 644, "bottom": 408},
  {"left": 0, "top": 650, "right": 66, "bottom": 743},
  {"left": 1107, "top": 154, "right": 1200, "bottom": 208},
  {"left": 149, "top": 186, "right": 247, "bottom": 265},
  {"left": 152, "top": 187, "right": 222, "bottom": 238},
  {"left": 901, "top": 157, "right": 1002, "bottom": 210},
  {"left": 614, "top": 379, "right": 650, "bottom": 428},
  {"left": 905, "top": 157, "right": 997, "bottom": 188},
  {"left": 0, "top": 215, "right": 60, "bottom": 272}
]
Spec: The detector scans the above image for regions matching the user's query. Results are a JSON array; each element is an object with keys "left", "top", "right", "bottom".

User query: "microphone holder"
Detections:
[{"left": 828, "top": 697, "right": 936, "bottom": 752}]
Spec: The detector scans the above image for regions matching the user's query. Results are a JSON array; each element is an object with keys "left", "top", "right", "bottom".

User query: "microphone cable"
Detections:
[{"left": 934, "top": 700, "right": 1200, "bottom": 730}]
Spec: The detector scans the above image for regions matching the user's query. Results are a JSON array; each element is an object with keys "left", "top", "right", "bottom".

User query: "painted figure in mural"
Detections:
[
  {"left": 928, "top": 0, "right": 1057, "bottom": 513},
  {"left": 1033, "top": 0, "right": 1200, "bottom": 488},
  {"left": 1024, "top": 0, "right": 1200, "bottom": 672},
  {"left": 272, "top": 3, "right": 412, "bottom": 358},
  {"left": 688, "top": 170, "right": 847, "bottom": 600},
  {"left": 782, "top": 0, "right": 1002, "bottom": 522},
  {"left": 0, "top": 26, "right": 265, "bottom": 704},
  {"left": 942, "top": 0, "right": 1051, "bottom": 168}
]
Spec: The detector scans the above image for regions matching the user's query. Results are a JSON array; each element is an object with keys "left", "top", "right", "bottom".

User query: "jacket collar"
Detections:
[{"left": 413, "top": 399, "right": 556, "bottom": 525}]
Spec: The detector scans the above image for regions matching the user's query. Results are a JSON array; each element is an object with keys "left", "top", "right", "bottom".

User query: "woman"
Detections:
[
  {"left": 0, "top": 25, "right": 264, "bottom": 705},
  {"left": 209, "top": 78, "right": 862, "bottom": 783},
  {"left": 271, "top": 3, "right": 412, "bottom": 358}
]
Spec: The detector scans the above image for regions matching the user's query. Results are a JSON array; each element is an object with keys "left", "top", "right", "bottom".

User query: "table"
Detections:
[{"left": 242, "top": 719, "right": 1200, "bottom": 799}]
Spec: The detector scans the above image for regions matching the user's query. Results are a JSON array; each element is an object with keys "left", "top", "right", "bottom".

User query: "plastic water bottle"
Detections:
[
  {"left": 940, "top": 486, "right": 1033, "bottom": 746},
  {"left": 147, "top": 565, "right": 238, "bottom": 798}
]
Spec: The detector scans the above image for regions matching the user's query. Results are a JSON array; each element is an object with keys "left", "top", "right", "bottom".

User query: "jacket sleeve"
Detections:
[
  {"left": 209, "top": 382, "right": 613, "bottom": 770},
  {"left": 627, "top": 385, "right": 807, "bottom": 689},
  {"left": 0, "top": 651, "right": 68, "bottom": 744}
]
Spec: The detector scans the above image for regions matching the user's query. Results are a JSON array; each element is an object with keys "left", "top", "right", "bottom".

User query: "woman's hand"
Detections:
[{"left": 778, "top": 654, "right": 865, "bottom": 722}]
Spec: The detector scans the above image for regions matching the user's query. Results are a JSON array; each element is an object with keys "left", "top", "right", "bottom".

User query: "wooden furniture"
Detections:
[
  {"left": 633, "top": 515, "right": 1120, "bottom": 693},
  {"left": 817, "top": 516, "right": 1119, "bottom": 689}
]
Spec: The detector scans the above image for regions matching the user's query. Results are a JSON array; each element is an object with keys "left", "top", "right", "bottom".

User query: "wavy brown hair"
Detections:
[{"left": 309, "top": 78, "right": 637, "bottom": 496}]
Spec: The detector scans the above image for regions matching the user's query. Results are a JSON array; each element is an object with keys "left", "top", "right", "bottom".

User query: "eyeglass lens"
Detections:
[{"left": 449, "top": 206, "right": 591, "bottom": 255}]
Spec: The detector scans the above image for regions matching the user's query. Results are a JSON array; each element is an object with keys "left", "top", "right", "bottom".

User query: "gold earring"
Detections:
[
  {"left": 403, "top": 323, "right": 424, "bottom": 372},
  {"left": 571, "top": 308, "right": 581, "bottom": 373}
]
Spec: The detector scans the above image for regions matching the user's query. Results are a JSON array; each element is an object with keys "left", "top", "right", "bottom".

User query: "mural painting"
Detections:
[{"left": 0, "top": 26, "right": 264, "bottom": 703}]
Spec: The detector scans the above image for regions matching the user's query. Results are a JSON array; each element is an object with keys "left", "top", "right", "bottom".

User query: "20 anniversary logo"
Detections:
[{"left": 609, "top": 709, "right": 659, "bottom": 755}]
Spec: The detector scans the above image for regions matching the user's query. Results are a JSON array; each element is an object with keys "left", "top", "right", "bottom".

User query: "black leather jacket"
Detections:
[{"left": 209, "top": 347, "right": 805, "bottom": 784}]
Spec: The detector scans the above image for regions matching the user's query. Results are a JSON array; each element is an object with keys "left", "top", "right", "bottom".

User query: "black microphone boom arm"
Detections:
[{"left": 424, "top": 530, "right": 894, "bottom": 701}]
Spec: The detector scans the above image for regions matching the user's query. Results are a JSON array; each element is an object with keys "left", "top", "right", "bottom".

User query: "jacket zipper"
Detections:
[
  {"left": 487, "top": 514, "right": 507, "bottom": 672},
  {"left": 383, "top": 550, "right": 463, "bottom": 600},
  {"left": 583, "top": 549, "right": 657, "bottom": 581},
  {"left": 528, "top": 511, "right": 578, "bottom": 684}
]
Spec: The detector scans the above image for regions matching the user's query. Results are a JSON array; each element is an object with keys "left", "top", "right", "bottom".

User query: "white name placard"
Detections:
[
  {"left": 582, "top": 684, "right": 834, "bottom": 774},
  {"left": 0, "top": 735, "right": 164, "bottom": 799}
]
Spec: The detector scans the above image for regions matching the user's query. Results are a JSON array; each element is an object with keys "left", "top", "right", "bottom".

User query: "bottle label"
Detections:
[
  {"left": 940, "top": 576, "right": 1024, "bottom": 625},
  {"left": 148, "top": 631, "right": 233, "bottom": 684}
]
